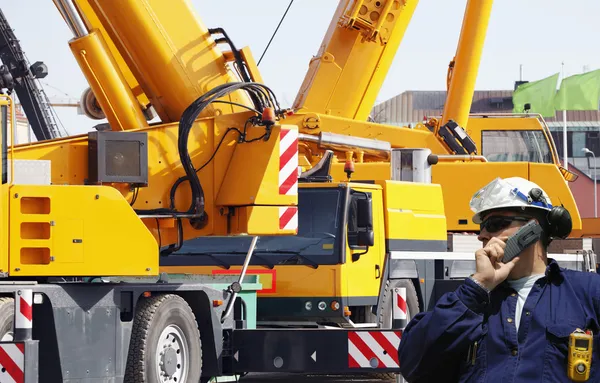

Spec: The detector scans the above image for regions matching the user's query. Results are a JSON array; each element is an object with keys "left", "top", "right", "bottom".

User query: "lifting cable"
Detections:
[{"left": 257, "top": 0, "right": 294, "bottom": 66}]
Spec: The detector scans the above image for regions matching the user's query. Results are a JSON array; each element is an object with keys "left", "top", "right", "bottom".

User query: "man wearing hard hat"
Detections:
[{"left": 398, "top": 176, "right": 600, "bottom": 383}]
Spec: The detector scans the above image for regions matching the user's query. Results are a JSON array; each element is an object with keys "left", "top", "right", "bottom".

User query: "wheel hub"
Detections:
[
  {"left": 156, "top": 324, "right": 188, "bottom": 382},
  {"left": 161, "top": 348, "right": 178, "bottom": 376}
]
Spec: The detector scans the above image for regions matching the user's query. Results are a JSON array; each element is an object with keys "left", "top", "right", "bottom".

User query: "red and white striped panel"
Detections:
[
  {"left": 15, "top": 290, "right": 32, "bottom": 330},
  {"left": 279, "top": 207, "right": 298, "bottom": 232},
  {"left": 279, "top": 128, "right": 298, "bottom": 196},
  {"left": 348, "top": 331, "right": 402, "bottom": 369},
  {"left": 393, "top": 287, "right": 407, "bottom": 321},
  {"left": 0, "top": 343, "right": 24, "bottom": 383}
]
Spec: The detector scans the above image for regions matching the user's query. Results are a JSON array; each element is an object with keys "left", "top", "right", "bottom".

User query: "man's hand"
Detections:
[{"left": 472, "top": 236, "right": 520, "bottom": 291}]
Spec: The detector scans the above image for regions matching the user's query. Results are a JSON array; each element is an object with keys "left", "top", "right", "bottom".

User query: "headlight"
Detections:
[
  {"left": 305, "top": 301, "right": 312, "bottom": 311},
  {"left": 318, "top": 301, "right": 327, "bottom": 311}
]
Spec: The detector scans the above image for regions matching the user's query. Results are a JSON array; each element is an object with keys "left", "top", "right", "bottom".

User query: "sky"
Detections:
[{"left": 2, "top": 0, "right": 600, "bottom": 137}]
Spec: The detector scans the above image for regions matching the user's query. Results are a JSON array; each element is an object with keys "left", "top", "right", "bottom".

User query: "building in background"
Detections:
[
  {"left": 8, "top": 104, "right": 34, "bottom": 144},
  {"left": 370, "top": 88, "right": 600, "bottom": 218}
]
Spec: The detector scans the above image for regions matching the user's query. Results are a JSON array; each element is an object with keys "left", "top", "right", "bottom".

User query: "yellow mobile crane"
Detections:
[
  {"left": 290, "top": 0, "right": 583, "bottom": 237},
  {"left": 0, "top": 0, "right": 431, "bottom": 381},
  {"left": 160, "top": 1, "right": 596, "bottom": 364}
]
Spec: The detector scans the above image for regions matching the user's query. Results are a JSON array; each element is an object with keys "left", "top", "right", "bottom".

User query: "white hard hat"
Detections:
[{"left": 470, "top": 177, "right": 553, "bottom": 224}]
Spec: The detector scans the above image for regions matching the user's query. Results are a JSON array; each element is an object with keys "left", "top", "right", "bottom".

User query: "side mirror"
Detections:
[
  {"left": 357, "top": 230, "right": 374, "bottom": 247},
  {"left": 356, "top": 198, "right": 373, "bottom": 229}
]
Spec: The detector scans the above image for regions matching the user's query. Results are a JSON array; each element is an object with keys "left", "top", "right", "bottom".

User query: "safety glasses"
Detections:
[{"left": 479, "top": 216, "right": 531, "bottom": 233}]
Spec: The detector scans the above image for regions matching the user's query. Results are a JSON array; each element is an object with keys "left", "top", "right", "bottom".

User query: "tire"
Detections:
[
  {"left": 373, "top": 279, "right": 420, "bottom": 381},
  {"left": 0, "top": 297, "right": 13, "bottom": 341},
  {"left": 378, "top": 279, "right": 419, "bottom": 329},
  {"left": 124, "top": 294, "right": 202, "bottom": 383}
]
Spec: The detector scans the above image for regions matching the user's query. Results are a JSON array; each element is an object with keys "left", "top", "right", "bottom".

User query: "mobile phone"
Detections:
[{"left": 502, "top": 220, "right": 544, "bottom": 263}]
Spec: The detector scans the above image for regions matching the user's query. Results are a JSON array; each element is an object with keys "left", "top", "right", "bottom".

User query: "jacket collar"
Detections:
[
  {"left": 497, "top": 257, "right": 563, "bottom": 291},
  {"left": 545, "top": 257, "right": 563, "bottom": 282}
]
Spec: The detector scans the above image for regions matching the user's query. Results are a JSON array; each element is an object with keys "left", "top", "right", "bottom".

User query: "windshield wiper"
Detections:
[
  {"left": 170, "top": 251, "right": 275, "bottom": 269},
  {"left": 257, "top": 250, "right": 319, "bottom": 269}
]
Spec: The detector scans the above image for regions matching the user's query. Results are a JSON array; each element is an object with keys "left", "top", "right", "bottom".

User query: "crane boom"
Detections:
[
  {"left": 440, "top": 0, "right": 494, "bottom": 130},
  {"left": 292, "top": 0, "right": 419, "bottom": 121},
  {"left": 0, "top": 8, "right": 63, "bottom": 141}
]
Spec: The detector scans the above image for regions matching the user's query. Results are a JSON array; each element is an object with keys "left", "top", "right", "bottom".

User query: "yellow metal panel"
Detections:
[
  {"left": 432, "top": 162, "right": 530, "bottom": 231},
  {"left": 261, "top": 266, "right": 339, "bottom": 298},
  {"left": 330, "top": 162, "right": 391, "bottom": 182},
  {"left": 581, "top": 218, "right": 600, "bottom": 237},
  {"left": 379, "top": 181, "right": 447, "bottom": 241},
  {"left": 158, "top": 265, "right": 342, "bottom": 298},
  {"left": 9, "top": 185, "right": 157, "bottom": 277},
  {"left": 216, "top": 124, "right": 298, "bottom": 207}
]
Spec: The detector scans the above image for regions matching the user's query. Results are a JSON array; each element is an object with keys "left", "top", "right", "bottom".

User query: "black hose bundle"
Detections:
[{"left": 135, "top": 82, "right": 282, "bottom": 230}]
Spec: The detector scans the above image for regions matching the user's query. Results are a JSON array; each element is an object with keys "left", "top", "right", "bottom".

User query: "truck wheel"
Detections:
[
  {"left": 125, "top": 294, "right": 202, "bottom": 383},
  {"left": 374, "top": 279, "right": 419, "bottom": 381},
  {"left": 0, "top": 297, "right": 13, "bottom": 341},
  {"left": 378, "top": 279, "right": 419, "bottom": 329}
]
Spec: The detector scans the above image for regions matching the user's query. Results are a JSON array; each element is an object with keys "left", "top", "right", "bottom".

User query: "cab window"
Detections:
[{"left": 481, "top": 130, "right": 552, "bottom": 163}]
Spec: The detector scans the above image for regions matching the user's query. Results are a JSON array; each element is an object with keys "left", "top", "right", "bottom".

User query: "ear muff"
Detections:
[
  {"left": 546, "top": 205, "right": 572, "bottom": 239},
  {"left": 528, "top": 188, "right": 572, "bottom": 239}
]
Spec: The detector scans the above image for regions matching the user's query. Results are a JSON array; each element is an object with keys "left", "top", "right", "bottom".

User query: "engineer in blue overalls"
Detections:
[{"left": 398, "top": 176, "right": 600, "bottom": 382}]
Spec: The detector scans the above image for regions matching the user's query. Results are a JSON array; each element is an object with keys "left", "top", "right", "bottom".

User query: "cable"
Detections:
[
  {"left": 257, "top": 0, "right": 294, "bottom": 66},
  {"left": 210, "top": 100, "right": 261, "bottom": 115},
  {"left": 197, "top": 127, "right": 244, "bottom": 173},
  {"left": 168, "top": 127, "right": 243, "bottom": 209},
  {"left": 129, "top": 187, "right": 139, "bottom": 206},
  {"left": 136, "top": 82, "right": 282, "bottom": 223}
]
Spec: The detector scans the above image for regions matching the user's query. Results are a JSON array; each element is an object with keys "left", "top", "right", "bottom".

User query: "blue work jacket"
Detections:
[{"left": 398, "top": 259, "right": 600, "bottom": 382}]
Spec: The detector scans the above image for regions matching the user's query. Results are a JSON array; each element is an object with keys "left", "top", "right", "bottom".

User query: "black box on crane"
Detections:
[{"left": 87, "top": 130, "right": 148, "bottom": 186}]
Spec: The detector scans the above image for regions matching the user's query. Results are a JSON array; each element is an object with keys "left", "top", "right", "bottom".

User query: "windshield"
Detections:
[
  {"left": 168, "top": 187, "right": 344, "bottom": 265},
  {"left": 481, "top": 130, "right": 553, "bottom": 164}
]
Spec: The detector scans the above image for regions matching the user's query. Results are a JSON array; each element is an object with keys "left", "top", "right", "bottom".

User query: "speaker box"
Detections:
[{"left": 88, "top": 131, "right": 148, "bottom": 185}]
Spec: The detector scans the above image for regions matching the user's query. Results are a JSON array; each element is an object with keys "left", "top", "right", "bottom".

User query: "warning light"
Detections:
[
  {"left": 344, "top": 160, "right": 355, "bottom": 180},
  {"left": 143, "top": 291, "right": 151, "bottom": 298},
  {"left": 331, "top": 301, "right": 340, "bottom": 311},
  {"left": 213, "top": 300, "right": 223, "bottom": 307}
]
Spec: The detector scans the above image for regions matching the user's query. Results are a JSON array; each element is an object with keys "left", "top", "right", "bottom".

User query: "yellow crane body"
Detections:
[
  {"left": 1, "top": 0, "right": 301, "bottom": 278},
  {"left": 8, "top": 113, "right": 298, "bottom": 277}
]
